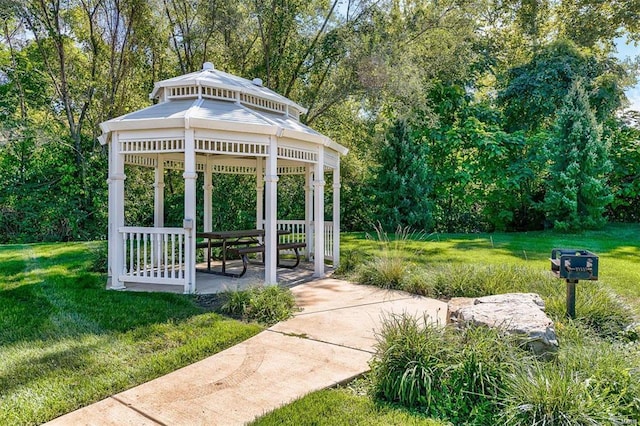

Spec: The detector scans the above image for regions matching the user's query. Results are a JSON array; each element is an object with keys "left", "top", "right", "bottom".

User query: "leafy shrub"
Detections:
[
  {"left": 88, "top": 241, "right": 108, "bottom": 273},
  {"left": 221, "top": 285, "right": 296, "bottom": 325},
  {"left": 358, "top": 256, "right": 408, "bottom": 290},
  {"left": 500, "top": 361, "right": 622, "bottom": 425},
  {"left": 371, "top": 313, "right": 520, "bottom": 424},
  {"left": 401, "top": 269, "right": 436, "bottom": 296}
]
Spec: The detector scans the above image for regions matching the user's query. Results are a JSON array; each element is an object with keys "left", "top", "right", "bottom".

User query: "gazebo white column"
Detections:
[
  {"left": 264, "top": 136, "right": 279, "bottom": 285},
  {"left": 203, "top": 157, "right": 213, "bottom": 232},
  {"left": 332, "top": 160, "right": 341, "bottom": 267},
  {"left": 183, "top": 129, "right": 197, "bottom": 293},
  {"left": 109, "top": 132, "right": 126, "bottom": 290},
  {"left": 304, "top": 166, "right": 313, "bottom": 261},
  {"left": 256, "top": 158, "right": 264, "bottom": 230},
  {"left": 154, "top": 155, "right": 165, "bottom": 228},
  {"left": 313, "top": 146, "right": 325, "bottom": 277}
]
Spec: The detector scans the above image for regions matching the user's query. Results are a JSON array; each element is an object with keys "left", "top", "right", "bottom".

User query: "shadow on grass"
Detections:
[
  {"left": 0, "top": 267, "right": 207, "bottom": 346},
  {"left": 0, "top": 337, "right": 103, "bottom": 397}
]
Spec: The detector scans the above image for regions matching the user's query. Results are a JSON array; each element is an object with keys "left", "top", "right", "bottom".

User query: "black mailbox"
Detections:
[{"left": 550, "top": 248, "right": 598, "bottom": 281}]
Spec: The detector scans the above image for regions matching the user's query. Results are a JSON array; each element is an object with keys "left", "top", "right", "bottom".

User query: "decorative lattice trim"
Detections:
[
  {"left": 277, "top": 145, "right": 317, "bottom": 163},
  {"left": 278, "top": 165, "right": 307, "bottom": 175},
  {"left": 168, "top": 85, "right": 199, "bottom": 98},
  {"left": 201, "top": 86, "right": 238, "bottom": 102},
  {"left": 211, "top": 164, "right": 256, "bottom": 175},
  {"left": 124, "top": 154, "right": 157, "bottom": 167},
  {"left": 240, "top": 93, "right": 285, "bottom": 114},
  {"left": 195, "top": 138, "right": 268, "bottom": 156},
  {"left": 120, "top": 138, "right": 184, "bottom": 153}
]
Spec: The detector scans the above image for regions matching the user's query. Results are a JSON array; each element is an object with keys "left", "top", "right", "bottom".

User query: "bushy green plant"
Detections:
[
  {"left": 402, "top": 269, "right": 436, "bottom": 296},
  {"left": 358, "top": 256, "right": 408, "bottom": 290},
  {"left": 88, "top": 240, "right": 108, "bottom": 273},
  {"left": 500, "top": 361, "right": 621, "bottom": 425},
  {"left": 221, "top": 285, "right": 296, "bottom": 325},
  {"left": 501, "top": 322, "right": 640, "bottom": 425},
  {"left": 335, "top": 249, "right": 367, "bottom": 277},
  {"left": 371, "top": 314, "right": 520, "bottom": 424}
]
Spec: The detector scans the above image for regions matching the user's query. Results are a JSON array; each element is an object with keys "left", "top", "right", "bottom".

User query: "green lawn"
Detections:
[
  {"left": 252, "top": 387, "right": 447, "bottom": 426},
  {"left": 3, "top": 226, "right": 639, "bottom": 425},
  {"left": 0, "top": 242, "right": 262, "bottom": 425},
  {"left": 342, "top": 223, "right": 640, "bottom": 303}
]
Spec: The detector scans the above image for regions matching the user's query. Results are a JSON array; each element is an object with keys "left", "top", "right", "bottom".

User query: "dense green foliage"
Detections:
[
  {"left": 372, "top": 317, "right": 517, "bottom": 424},
  {"left": 220, "top": 285, "right": 297, "bottom": 325},
  {"left": 544, "top": 80, "right": 613, "bottom": 230},
  {"left": 0, "top": 242, "right": 262, "bottom": 425},
  {"left": 1, "top": 0, "right": 639, "bottom": 240},
  {"left": 371, "top": 315, "right": 640, "bottom": 425}
]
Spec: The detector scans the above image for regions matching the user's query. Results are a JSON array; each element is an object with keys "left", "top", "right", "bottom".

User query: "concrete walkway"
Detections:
[{"left": 46, "top": 279, "right": 448, "bottom": 425}]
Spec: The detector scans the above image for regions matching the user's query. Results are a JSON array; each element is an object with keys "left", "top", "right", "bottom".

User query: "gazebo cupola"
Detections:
[{"left": 99, "top": 62, "right": 347, "bottom": 293}]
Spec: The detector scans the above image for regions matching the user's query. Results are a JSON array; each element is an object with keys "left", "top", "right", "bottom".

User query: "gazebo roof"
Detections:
[
  {"left": 149, "top": 63, "right": 307, "bottom": 115},
  {"left": 99, "top": 63, "right": 347, "bottom": 155}
]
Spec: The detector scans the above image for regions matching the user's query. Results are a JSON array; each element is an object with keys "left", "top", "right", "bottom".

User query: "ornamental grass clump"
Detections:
[
  {"left": 500, "top": 331, "right": 640, "bottom": 425},
  {"left": 220, "top": 285, "right": 296, "bottom": 326},
  {"left": 371, "top": 313, "right": 521, "bottom": 424},
  {"left": 357, "top": 225, "right": 427, "bottom": 290}
]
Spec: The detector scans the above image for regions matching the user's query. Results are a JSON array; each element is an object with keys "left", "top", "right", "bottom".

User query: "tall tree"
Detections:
[
  {"left": 371, "top": 119, "right": 432, "bottom": 231},
  {"left": 543, "top": 80, "right": 612, "bottom": 230},
  {"left": 498, "top": 40, "right": 627, "bottom": 133}
]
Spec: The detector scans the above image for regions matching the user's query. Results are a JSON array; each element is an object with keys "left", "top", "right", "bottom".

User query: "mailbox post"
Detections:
[{"left": 550, "top": 249, "right": 598, "bottom": 319}]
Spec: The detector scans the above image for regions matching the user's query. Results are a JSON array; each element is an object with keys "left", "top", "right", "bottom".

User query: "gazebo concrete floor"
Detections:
[{"left": 120, "top": 259, "right": 331, "bottom": 294}]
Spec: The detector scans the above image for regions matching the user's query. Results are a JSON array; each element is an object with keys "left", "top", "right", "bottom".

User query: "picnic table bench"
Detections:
[
  {"left": 228, "top": 241, "right": 307, "bottom": 277},
  {"left": 196, "top": 229, "right": 304, "bottom": 278}
]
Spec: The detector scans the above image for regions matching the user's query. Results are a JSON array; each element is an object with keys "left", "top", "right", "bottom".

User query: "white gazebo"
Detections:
[{"left": 99, "top": 62, "right": 347, "bottom": 293}]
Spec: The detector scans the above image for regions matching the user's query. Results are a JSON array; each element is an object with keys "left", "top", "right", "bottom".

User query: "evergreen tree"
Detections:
[
  {"left": 543, "top": 80, "right": 612, "bottom": 231},
  {"left": 371, "top": 120, "right": 433, "bottom": 231}
]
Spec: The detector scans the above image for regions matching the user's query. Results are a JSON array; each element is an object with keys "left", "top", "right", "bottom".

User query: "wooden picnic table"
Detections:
[{"left": 196, "top": 229, "right": 291, "bottom": 277}]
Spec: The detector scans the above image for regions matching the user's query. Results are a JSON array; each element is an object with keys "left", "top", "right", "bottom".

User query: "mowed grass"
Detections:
[
  {"left": 341, "top": 223, "right": 640, "bottom": 303},
  {"left": 251, "top": 387, "right": 447, "bottom": 426},
  {"left": 0, "top": 242, "right": 262, "bottom": 425}
]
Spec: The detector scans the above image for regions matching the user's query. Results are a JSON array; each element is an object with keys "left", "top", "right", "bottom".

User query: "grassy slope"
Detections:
[{"left": 0, "top": 242, "right": 262, "bottom": 425}]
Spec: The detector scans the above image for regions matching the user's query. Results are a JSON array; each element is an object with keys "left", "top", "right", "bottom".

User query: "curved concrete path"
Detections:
[{"left": 46, "top": 279, "right": 447, "bottom": 425}]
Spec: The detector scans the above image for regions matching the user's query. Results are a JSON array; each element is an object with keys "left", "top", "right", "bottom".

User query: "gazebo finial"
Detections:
[{"left": 202, "top": 62, "right": 214, "bottom": 71}]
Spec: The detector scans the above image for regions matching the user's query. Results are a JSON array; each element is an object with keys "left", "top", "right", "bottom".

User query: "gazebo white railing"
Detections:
[
  {"left": 260, "top": 220, "right": 335, "bottom": 260},
  {"left": 119, "top": 227, "right": 190, "bottom": 291}
]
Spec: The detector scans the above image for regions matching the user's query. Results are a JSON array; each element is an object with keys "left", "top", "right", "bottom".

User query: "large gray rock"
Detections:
[{"left": 448, "top": 293, "right": 558, "bottom": 356}]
